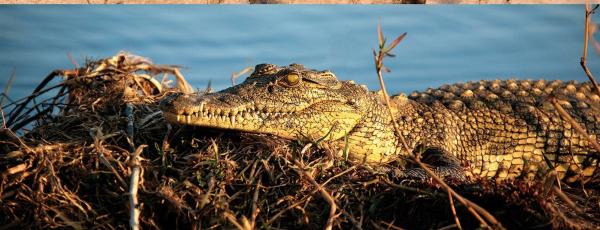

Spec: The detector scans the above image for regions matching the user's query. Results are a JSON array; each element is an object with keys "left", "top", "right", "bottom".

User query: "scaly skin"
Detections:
[{"left": 160, "top": 63, "right": 600, "bottom": 183}]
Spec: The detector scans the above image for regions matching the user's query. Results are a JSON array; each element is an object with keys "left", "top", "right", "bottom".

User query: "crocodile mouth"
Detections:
[
  {"left": 162, "top": 101, "right": 298, "bottom": 131},
  {"left": 159, "top": 91, "right": 356, "bottom": 140}
]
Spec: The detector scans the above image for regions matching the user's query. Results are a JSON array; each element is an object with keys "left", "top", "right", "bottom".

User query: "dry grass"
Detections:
[{"left": 1, "top": 52, "right": 599, "bottom": 229}]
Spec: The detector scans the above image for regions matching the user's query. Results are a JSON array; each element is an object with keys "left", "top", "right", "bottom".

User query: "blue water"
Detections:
[{"left": 1, "top": 5, "right": 599, "bottom": 101}]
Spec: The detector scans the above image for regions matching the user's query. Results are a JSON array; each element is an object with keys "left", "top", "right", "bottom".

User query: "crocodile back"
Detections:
[{"left": 407, "top": 79, "right": 600, "bottom": 182}]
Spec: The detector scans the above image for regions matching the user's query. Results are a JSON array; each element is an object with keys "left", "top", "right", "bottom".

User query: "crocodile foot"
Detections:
[
  {"left": 390, "top": 165, "right": 468, "bottom": 184},
  {"left": 388, "top": 147, "right": 470, "bottom": 184}
]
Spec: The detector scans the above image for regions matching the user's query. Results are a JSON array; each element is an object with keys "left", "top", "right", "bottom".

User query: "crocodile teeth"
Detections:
[
  {"left": 177, "top": 103, "right": 300, "bottom": 125},
  {"left": 183, "top": 107, "right": 194, "bottom": 115}
]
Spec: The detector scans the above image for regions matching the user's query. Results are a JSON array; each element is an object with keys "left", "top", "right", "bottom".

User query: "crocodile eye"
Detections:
[
  {"left": 287, "top": 74, "right": 300, "bottom": 84},
  {"left": 279, "top": 73, "right": 301, "bottom": 87}
]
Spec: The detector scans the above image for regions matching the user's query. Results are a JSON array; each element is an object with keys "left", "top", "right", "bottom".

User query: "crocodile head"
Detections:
[{"left": 160, "top": 63, "right": 400, "bottom": 163}]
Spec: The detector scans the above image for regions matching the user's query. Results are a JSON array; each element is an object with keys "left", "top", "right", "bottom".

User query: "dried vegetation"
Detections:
[
  {"left": 3, "top": 7, "right": 600, "bottom": 228},
  {"left": 0, "top": 52, "right": 598, "bottom": 230}
]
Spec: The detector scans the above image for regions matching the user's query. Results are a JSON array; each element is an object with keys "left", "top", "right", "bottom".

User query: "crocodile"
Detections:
[{"left": 159, "top": 63, "right": 600, "bottom": 183}]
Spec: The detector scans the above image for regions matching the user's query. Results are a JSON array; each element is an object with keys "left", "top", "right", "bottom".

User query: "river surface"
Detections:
[{"left": 1, "top": 5, "right": 599, "bottom": 101}]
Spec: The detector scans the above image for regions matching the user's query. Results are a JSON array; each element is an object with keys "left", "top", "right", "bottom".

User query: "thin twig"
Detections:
[
  {"left": 128, "top": 144, "right": 147, "bottom": 230},
  {"left": 1, "top": 106, "right": 6, "bottom": 129},
  {"left": 6, "top": 70, "right": 62, "bottom": 128},
  {"left": 126, "top": 102, "right": 143, "bottom": 230},
  {"left": 1, "top": 163, "right": 28, "bottom": 176},
  {"left": 291, "top": 145, "right": 338, "bottom": 230},
  {"left": 379, "top": 220, "right": 404, "bottom": 230},
  {"left": 90, "top": 127, "right": 128, "bottom": 188},
  {"left": 1, "top": 81, "right": 66, "bottom": 110},
  {"left": 373, "top": 21, "right": 410, "bottom": 152},
  {"left": 581, "top": 3, "right": 600, "bottom": 97},
  {"left": 550, "top": 98, "right": 600, "bottom": 156},
  {"left": 249, "top": 178, "right": 261, "bottom": 229},
  {"left": 126, "top": 103, "right": 135, "bottom": 151},
  {"left": 552, "top": 186, "right": 583, "bottom": 214},
  {"left": 0, "top": 68, "right": 16, "bottom": 108},
  {"left": 9, "top": 106, "right": 53, "bottom": 132},
  {"left": 373, "top": 21, "right": 503, "bottom": 229},
  {"left": 448, "top": 192, "right": 463, "bottom": 230},
  {"left": 291, "top": 144, "right": 364, "bottom": 230},
  {"left": 438, "top": 224, "right": 459, "bottom": 230},
  {"left": 137, "top": 63, "right": 193, "bottom": 93},
  {"left": 414, "top": 159, "right": 498, "bottom": 228},
  {"left": 266, "top": 197, "right": 310, "bottom": 224},
  {"left": 322, "top": 165, "right": 357, "bottom": 186},
  {"left": 231, "top": 66, "right": 254, "bottom": 86},
  {"left": 9, "top": 94, "right": 72, "bottom": 132},
  {"left": 223, "top": 211, "right": 246, "bottom": 230}
]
